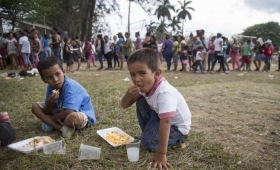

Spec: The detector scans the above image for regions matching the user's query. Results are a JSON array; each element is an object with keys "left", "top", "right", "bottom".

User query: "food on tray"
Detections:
[
  {"left": 106, "top": 131, "right": 130, "bottom": 145},
  {"left": 27, "top": 137, "right": 55, "bottom": 147}
]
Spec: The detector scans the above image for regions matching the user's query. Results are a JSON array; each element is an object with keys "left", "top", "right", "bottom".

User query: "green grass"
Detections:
[{"left": 0, "top": 63, "right": 279, "bottom": 170}]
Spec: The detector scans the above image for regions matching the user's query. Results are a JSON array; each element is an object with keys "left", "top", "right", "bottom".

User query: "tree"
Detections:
[
  {"left": 145, "top": 21, "right": 158, "bottom": 34},
  {"left": 241, "top": 21, "right": 280, "bottom": 51},
  {"left": 0, "top": 0, "right": 55, "bottom": 31},
  {"left": 154, "top": 0, "right": 175, "bottom": 23},
  {"left": 168, "top": 16, "right": 181, "bottom": 34},
  {"left": 177, "top": 0, "right": 194, "bottom": 35}
]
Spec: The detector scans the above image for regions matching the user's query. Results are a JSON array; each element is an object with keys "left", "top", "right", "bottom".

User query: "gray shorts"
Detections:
[{"left": 173, "top": 54, "right": 179, "bottom": 65}]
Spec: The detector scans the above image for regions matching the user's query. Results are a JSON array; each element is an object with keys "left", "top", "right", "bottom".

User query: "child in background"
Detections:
[
  {"left": 31, "top": 57, "right": 97, "bottom": 138},
  {"left": 121, "top": 48, "right": 191, "bottom": 169},
  {"left": 262, "top": 40, "right": 273, "bottom": 72},
  {"left": 180, "top": 45, "right": 189, "bottom": 72},
  {"left": 242, "top": 40, "right": 252, "bottom": 71},
  {"left": 192, "top": 46, "right": 204, "bottom": 72},
  {"left": 63, "top": 37, "right": 74, "bottom": 73}
]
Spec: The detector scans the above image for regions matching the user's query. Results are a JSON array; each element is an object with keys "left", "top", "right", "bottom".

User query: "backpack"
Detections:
[{"left": 19, "top": 70, "right": 33, "bottom": 77}]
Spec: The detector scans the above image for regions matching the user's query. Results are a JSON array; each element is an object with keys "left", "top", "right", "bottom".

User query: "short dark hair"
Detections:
[
  {"left": 182, "top": 45, "right": 189, "bottom": 51},
  {"left": 37, "top": 57, "right": 63, "bottom": 78},
  {"left": 53, "top": 27, "right": 58, "bottom": 32},
  {"left": 75, "top": 35, "right": 80, "bottom": 39},
  {"left": 173, "top": 35, "right": 178, "bottom": 41},
  {"left": 197, "top": 46, "right": 204, "bottom": 50},
  {"left": 44, "top": 34, "right": 49, "bottom": 39},
  {"left": 127, "top": 48, "right": 160, "bottom": 72}
]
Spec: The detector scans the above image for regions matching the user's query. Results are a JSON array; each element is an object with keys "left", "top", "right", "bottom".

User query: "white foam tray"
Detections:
[{"left": 97, "top": 127, "right": 134, "bottom": 147}]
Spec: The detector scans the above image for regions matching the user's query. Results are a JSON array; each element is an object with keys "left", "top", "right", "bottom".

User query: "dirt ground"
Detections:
[{"left": 178, "top": 79, "right": 280, "bottom": 169}]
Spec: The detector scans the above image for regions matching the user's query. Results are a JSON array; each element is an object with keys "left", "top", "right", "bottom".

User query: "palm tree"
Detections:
[
  {"left": 177, "top": 0, "right": 194, "bottom": 35},
  {"left": 154, "top": 0, "right": 175, "bottom": 24},
  {"left": 168, "top": 17, "right": 181, "bottom": 34},
  {"left": 145, "top": 21, "right": 158, "bottom": 34}
]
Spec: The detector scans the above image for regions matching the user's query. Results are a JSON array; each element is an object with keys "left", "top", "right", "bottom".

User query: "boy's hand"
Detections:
[
  {"left": 127, "top": 85, "right": 141, "bottom": 97},
  {"left": 48, "top": 90, "right": 60, "bottom": 103},
  {"left": 150, "top": 154, "right": 170, "bottom": 170}
]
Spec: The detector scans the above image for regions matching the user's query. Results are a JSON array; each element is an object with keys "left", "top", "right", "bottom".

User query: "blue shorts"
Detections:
[{"left": 254, "top": 54, "right": 264, "bottom": 61}]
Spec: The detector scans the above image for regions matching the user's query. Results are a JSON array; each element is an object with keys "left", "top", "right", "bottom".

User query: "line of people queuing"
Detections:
[{"left": 128, "top": 29, "right": 280, "bottom": 73}]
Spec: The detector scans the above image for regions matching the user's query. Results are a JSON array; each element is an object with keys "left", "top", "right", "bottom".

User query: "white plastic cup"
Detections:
[
  {"left": 78, "top": 143, "right": 101, "bottom": 160},
  {"left": 43, "top": 140, "right": 66, "bottom": 154},
  {"left": 126, "top": 139, "right": 140, "bottom": 162}
]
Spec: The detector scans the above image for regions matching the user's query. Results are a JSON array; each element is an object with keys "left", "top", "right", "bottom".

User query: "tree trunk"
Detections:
[
  {"left": 87, "top": 0, "right": 96, "bottom": 37},
  {"left": 182, "top": 20, "right": 184, "bottom": 35},
  {"left": 11, "top": 16, "right": 16, "bottom": 31},
  {"left": 81, "top": 1, "right": 90, "bottom": 40}
]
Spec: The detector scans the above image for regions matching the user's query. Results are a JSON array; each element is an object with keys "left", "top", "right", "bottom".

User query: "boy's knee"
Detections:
[
  {"left": 31, "top": 102, "right": 39, "bottom": 114},
  {"left": 64, "top": 112, "right": 83, "bottom": 128}
]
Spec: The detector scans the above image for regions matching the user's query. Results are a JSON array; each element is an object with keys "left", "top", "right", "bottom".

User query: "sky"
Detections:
[{"left": 107, "top": 0, "right": 280, "bottom": 40}]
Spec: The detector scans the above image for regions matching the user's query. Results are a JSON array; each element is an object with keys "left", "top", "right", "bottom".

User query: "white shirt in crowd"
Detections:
[
  {"left": 141, "top": 78, "right": 192, "bottom": 135},
  {"left": 6, "top": 38, "right": 18, "bottom": 55},
  {"left": 201, "top": 35, "right": 209, "bottom": 52},
  {"left": 157, "top": 43, "right": 163, "bottom": 52},
  {"left": 214, "top": 37, "right": 223, "bottom": 51},
  {"left": 104, "top": 41, "right": 112, "bottom": 54},
  {"left": 91, "top": 44, "right": 96, "bottom": 54},
  {"left": 196, "top": 51, "right": 202, "bottom": 61},
  {"left": 19, "top": 36, "right": 31, "bottom": 53}
]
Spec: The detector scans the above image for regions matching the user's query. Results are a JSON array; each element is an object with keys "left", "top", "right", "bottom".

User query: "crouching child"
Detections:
[
  {"left": 121, "top": 48, "right": 191, "bottom": 169},
  {"left": 31, "top": 57, "right": 97, "bottom": 138}
]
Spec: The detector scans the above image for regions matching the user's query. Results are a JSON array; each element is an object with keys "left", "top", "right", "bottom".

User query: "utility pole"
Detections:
[{"left": 128, "top": 0, "right": 134, "bottom": 33}]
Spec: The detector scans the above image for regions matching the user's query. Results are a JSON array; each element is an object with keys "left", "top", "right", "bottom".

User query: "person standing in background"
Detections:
[
  {"left": 6, "top": 32, "right": 18, "bottom": 70},
  {"left": 162, "top": 35, "right": 174, "bottom": 71},
  {"left": 51, "top": 28, "right": 62, "bottom": 64},
  {"left": 103, "top": 35, "right": 113, "bottom": 70},
  {"left": 18, "top": 30, "right": 32, "bottom": 70},
  {"left": 96, "top": 34, "right": 105, "bottom": 70},
  {"left": 116, "top": 32, "right": 125, "bottom": 70},
  {"left": 0, "top": 33, "right": 7, "bottom": 69},
  {"left": 135, "top": 32, "right": 142, "bottom": 50},
  {"left": 43, "top": 34, "right": 52, "bottom": 58},
  {"left": 121, "top": 32, "right": 134, "bottom": 61},
  {"left": 112, "top": 35, "right": 119, "bottom": 68}
]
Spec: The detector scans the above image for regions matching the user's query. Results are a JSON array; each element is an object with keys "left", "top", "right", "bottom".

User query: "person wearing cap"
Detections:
[
  {"left": 253, "top": 38, "right": 265, "bottom": 71},
  {"left": 116, "top": 32, "right": 125, "bottom": 69},
  {"left": 121, "top": 32, "right": 134, "bottom": 61},
  {"left": 0, "top": 112, "right": 16, "bottom": 147},
  {"left": 262, "top": 40, "right": 274, "bottom": 72}
]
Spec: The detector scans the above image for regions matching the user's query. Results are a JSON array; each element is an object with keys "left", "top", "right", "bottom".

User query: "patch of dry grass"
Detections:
[{"left": 0, "top": 62, "right": 279, "bottom": 170}]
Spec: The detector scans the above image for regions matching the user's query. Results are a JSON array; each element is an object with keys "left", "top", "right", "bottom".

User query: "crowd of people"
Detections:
[{"left": 0, "top": 28, "right": 279, "bottom": 74}]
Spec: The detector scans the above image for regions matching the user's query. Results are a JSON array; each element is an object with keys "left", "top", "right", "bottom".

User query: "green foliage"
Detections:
[
  {"left": 154, "top": 0, "right": 175, "bottom": 21},
  {"left": 168, "top": 16, "right": 181, "bottom": 34},
  {"left": 0, "top": 0, "right": 55, "bottom": 30},
  {"left": 176, "top": 0, "right": 194, "bottom": 35},
  {"left": 242, "top": 21, "right": 280, "bottom": 51}
]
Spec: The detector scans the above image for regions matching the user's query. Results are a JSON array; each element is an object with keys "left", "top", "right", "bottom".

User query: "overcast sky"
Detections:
[{"left": 107, "top": 0, "right": 280, "bottom": 39}]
